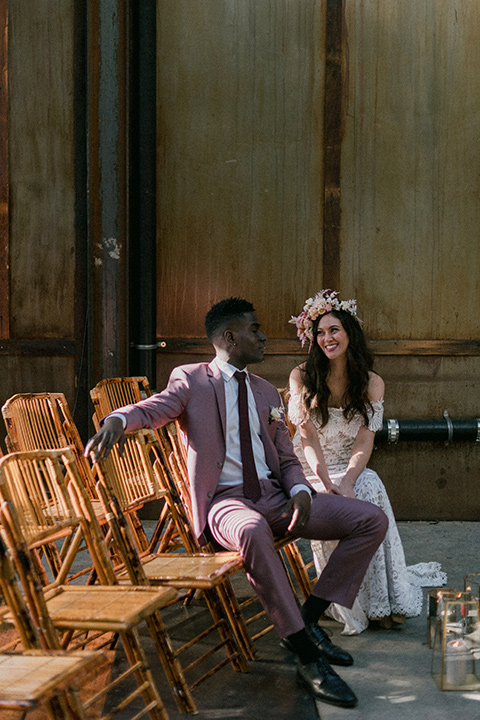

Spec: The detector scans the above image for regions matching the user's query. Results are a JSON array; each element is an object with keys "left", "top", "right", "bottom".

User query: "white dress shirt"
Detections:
[{"left": 213, "top": 356, "right": 271, "bottom": 487}]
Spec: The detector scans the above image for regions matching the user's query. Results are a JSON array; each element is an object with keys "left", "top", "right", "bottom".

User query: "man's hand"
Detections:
[
  {"left": 84, "top": 416, "right": 126, "bottom": 463},
  {"left": 282, "top": 489, "right": 312, "bottom": 535}
]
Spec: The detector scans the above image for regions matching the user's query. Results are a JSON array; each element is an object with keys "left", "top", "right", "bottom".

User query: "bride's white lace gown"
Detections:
[{"left": 288, "top": 394, "right": 447, "bottom": 635}]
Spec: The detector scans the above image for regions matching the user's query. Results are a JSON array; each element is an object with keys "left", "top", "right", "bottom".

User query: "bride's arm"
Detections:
[
  {"left": 338, "top": 372, "right": 385, "bottom": 498},
  {"left": 289, "top": 367, "right": 341, "bottom": 495}
]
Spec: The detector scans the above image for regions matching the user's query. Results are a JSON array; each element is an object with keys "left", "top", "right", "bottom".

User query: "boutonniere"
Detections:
[{"left": 269, "top": 405, "right": 283, "bottom": 424}]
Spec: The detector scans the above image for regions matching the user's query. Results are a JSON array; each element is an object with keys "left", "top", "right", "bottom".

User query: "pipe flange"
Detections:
[
  {"left": 443, "top": 409, "right": 453, "bottom": 446},
  {"left": 387, "top": 418, "right": 400, "bottom": 444}
]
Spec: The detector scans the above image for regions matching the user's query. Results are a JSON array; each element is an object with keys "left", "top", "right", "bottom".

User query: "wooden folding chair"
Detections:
[
  {"left": 0, "top": 447, "right": 200, "bottom": 716},
  {"left": 90, "top": 377, "right": 176, "bottom": 553},
  {"left": 0, "top": 530, "right": 112, "bottom": 720}
]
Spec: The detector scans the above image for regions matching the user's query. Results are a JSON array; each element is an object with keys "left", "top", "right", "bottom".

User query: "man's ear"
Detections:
[{"left": 223, "top": 328, "right": 235, "bottom": 346}]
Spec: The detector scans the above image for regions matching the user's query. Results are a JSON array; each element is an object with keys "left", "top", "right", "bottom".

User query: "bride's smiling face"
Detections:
[{"left": 316, "top": 313, "right": 349, "bottom": 360}]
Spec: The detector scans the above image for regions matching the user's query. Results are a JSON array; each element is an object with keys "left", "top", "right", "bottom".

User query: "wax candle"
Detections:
[{"left": 445, "top": 639, "right": 468, "bottom": 686}]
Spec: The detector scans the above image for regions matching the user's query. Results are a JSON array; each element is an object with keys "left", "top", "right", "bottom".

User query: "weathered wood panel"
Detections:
[
  {"left": 156, "top": 0, "right": 326, "bottom": 340},
  {"left": 0, "top": 355, "right": 77, "bottom": 450},
  {"left": 0, "top": 0, "right": 8, "bottom": 339},
  {"left": 337, "top": 2, "right": 480, "bottom": 520},
  {"left": 9, "top": 0, "right": 75, "bottom": 338},
  {"left": 371, "top": 442, "right": 480, "bottom": 522},
  {"left": 340, "top": 0, "right": 480, "bottom": 340}
]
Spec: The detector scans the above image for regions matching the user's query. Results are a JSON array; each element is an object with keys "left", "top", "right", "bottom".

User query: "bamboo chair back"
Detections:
[
  {"left": 2, "top": 392, "right": 96, "bottom": 498},
  {"left": 0, "top": 448, "right": 187, "bottom": 718},
  {"left": 90, "top": 376, "right": 153, "bottom": 421},
  {"left": 90, "top": 378, "right": 174, "bottom": 552},
  {"left": 92, "top": 426, "right": 164, "bottom": 515}
]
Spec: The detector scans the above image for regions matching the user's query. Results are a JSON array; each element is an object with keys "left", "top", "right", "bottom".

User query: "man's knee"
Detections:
[
  {"left": 369, "top": 504, "right": 389, "bottom": 538},
  {"left": 237, "top": 515, "right": 274, "bottom": 554}
]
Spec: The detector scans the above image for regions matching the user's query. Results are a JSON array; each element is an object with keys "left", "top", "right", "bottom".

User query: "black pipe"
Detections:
[
  {"left": 375, "top": 418, "right": 480, "bottom": 444},
  {"left": 129, "top": 0, "right": 157, "bottom": 386}
]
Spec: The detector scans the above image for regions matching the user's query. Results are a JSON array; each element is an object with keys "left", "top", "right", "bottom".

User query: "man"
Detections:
[{"left": 86, "top": 297, "right": 388, "bottom": 709}]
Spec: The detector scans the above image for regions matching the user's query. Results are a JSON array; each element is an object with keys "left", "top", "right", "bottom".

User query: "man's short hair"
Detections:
[{"left": 205, "top": 297, "right": 254, "bottom": 340}]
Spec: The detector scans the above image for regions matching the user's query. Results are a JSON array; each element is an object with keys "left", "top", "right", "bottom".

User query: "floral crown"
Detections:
[{"left": 289, "top": 289, "right": 359, "bottom": 350}]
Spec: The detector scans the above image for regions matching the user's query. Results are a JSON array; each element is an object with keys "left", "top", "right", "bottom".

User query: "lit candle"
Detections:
[{"left": 445, "top": 639, "right": 468, "bottom": 686}]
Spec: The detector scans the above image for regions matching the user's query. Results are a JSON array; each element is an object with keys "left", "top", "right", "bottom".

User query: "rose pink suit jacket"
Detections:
[{"left": 116, "top": 360, "right": 312, "bottom": 540}]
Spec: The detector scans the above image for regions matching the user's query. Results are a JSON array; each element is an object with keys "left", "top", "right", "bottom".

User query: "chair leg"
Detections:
[
  {"left": 144, "top": 611, "right": 198, "bottom": 714},
  {"left": 202, "top": 588, "right": 250, "bottom": 673},
  {"left": 119, "top": 628, "right": 170, "bottom": 720},
  {"left": 281, "top": 543, "right": 314, "bottom": 600},
  {"left": 126, "top": 511, "right": 150, "bottom": 552},
  {"left": 215, "top": 580, "right": 256, "bottom": 662},
  {"left": 44, "top": 695, "right": 81, "bottom": 720},
  {"left": 148, "top": 505, "right": 175, "bottom": 553}
]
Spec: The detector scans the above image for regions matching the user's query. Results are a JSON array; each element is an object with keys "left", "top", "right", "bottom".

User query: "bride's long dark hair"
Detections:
[{"left": 301, "top": 309, "right": 374, "bottom": 427}]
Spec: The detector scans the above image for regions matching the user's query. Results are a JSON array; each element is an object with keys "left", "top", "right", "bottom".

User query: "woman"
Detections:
[{"left": 288, "top": 289, "right": 446, "bottom": 634}]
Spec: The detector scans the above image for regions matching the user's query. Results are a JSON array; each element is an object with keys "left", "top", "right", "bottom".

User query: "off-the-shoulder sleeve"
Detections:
[
  {"left": 287, "top": 392, "right": 309, "bottom": 426},
  {"left": 367, "top": 399, "right": 384, "bottom": 432}
]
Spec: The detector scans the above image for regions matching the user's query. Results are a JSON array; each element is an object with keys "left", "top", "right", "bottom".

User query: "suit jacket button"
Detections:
[
  {"left": 217, "top": 462, "right": 223, "bottom": 469},
  {"left": 207, "top": 492, "right": 213, "bottom": 498}
]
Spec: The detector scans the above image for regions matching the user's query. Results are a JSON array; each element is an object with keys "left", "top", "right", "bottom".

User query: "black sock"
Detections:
[
  {"left": 301, "top": 595, "right": 331, "bottom": 626},
  {"left": 284, "top": 628, "right": 320, "bottom": 664}
]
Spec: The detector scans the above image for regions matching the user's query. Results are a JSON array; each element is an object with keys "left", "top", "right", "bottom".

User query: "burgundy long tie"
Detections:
[{"left": 234, "top": 371, "right": 262, "bottom": 502}]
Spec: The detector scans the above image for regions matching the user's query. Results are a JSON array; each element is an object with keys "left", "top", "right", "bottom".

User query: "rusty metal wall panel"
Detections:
[
  {"left": 0, "top": 0, "right": 8, "bottom": 340},
  {"left": 88, "top": 0, "right": 129, "bottom": 384},
  {"left": 156, "top": 0, "right": 326, "bottom": 341},
  {"left": 371, "top": 442, "right": 480, "bottom": 522},
  {"left": 340, "top": 0, "right": 480, "bottom": 340},
  {"left": 8, "top": 0, "right": 75, "bottom": 338},
  {"left": 334, "top": 1, "right": 480, "bottom": 519}
]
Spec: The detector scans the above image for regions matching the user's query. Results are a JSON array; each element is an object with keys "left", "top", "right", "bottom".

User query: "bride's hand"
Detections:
[
  {"left": 338, "top": 478, "right": 356, "bottom": 499},
  {"left": 327, "top": 485, "right": 343, "bottom": 496}
]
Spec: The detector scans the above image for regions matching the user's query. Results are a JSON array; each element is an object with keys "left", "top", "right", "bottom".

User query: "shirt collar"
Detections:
[{"left": 213, "top": 356, "right": 248, "bottom": 382}]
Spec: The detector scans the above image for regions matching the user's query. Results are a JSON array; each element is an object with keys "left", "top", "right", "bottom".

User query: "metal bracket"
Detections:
[
  {"left": 387, "top": 418, "right": 400, "bottom": 444},
  {"left": 443, "top": 409, "right": 453, "bottom": 446}
]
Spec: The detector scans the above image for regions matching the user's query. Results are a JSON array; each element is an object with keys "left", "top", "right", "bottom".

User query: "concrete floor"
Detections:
[{"left": 105, "top": 521, "right": 480, "bottom": 720}]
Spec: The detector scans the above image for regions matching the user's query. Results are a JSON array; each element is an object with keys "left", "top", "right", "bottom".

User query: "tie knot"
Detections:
[{"left": 234, "top": 371, "right": 247, "bottom": 385}]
